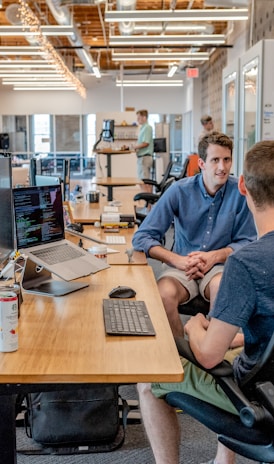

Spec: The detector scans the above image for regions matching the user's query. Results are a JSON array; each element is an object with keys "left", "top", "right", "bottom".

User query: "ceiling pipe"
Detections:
[
  {"left": 45, "top": 0, "right": 94, "bottom": 72},
  {"left": 116, "top": 0, "right": 136, "bottom": 35}
]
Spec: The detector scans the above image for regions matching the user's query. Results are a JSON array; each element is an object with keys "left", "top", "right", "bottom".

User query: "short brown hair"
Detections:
[
  {"left": 136, "top": 109, "right": 148, "bottom": 118},
  {"left": 244, "top": 140, "right": 274, "bottom": 209},
  {"left": 200, "top": 114, "right": 212, "bottom": 125},
  {"left": 198, "top": 131, "right": 233, "bottom": 161}
]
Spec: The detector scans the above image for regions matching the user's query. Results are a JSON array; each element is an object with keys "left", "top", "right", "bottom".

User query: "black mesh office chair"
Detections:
[
  {"left": 166, "top": 334, "right": 274, "bottom": 463},
  {"left": 134, "top": 177, "right": 175, "bottom": 226},
  {"left": 142, "top": 159, "right": 174, "bottom": 193},
  {"left": 172, "top": 157, "right": 190, "bottom": 180},
  {"left": 178, "top": 296, "right": 209, "bottom": 316}
]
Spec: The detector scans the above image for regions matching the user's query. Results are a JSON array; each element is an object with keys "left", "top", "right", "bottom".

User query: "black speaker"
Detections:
[{"left": 0, "top": 133, "right": 9, "bottom": 150}]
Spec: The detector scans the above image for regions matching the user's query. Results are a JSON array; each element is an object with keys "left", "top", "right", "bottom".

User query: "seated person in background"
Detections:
[
  {"left": 199, "top": 114, "right": 214, "bottom": 141},
  {"left": 132, "top": 132, "right": 256, "bottom": 338},
  {"left": 137, "top": 140, "right": 274, "bottom": 464}
]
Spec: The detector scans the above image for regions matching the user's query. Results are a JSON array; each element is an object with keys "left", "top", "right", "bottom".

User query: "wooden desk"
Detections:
[
  {"left": 65, "top": 225, "right": 147, "bottom": 265},
  {"left": 70, "top": 185, "right": 140, "bottom": 224},
  {"left": 0, "top": 265, "right": 183, "bottom": 463},
  {"left": 93, "top": 177, "right": 142, "bottom": 201}
]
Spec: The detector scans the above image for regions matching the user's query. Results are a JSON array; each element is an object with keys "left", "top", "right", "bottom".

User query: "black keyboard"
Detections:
[{"left": 103, "top": 299, "right": 156, "bottom": 336}]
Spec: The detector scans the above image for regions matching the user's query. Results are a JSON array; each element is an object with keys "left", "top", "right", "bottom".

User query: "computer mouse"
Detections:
[{"left": 108, "top": 286, "right": 136, "bottom": 299}]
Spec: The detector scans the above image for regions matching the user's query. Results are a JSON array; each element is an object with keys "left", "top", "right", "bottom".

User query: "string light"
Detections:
[{"left": 18, "top": 0, "right": 86, "bottom": 98}]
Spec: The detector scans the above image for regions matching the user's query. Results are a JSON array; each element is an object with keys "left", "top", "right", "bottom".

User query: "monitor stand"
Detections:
[{"left": 21, "top": 259, "right": 89, "bottom": 297}]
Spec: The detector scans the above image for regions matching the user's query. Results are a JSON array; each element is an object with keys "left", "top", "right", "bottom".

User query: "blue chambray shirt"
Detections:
[{"left": 132, "top": 174, "right": 257, "bottom": 257}]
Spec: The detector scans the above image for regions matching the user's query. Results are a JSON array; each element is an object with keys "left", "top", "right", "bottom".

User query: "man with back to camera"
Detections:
[
  {"left": 199, "top": 114, "right": 214, "bottom": 141},
  {"left": 137, "top": 140, "right": 274, "bottom": 464},
  {"left": 133, "top": 109, "right": 154, "bottom": 193},
  {"left": 132, "top": 132, "right": 256, "bottom": 338}
]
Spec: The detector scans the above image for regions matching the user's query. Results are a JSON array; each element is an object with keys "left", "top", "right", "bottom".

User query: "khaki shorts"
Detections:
[
  {"left": 137, "top": 155, "right": 153, "bottom": 179},
  {"left": 158, "top": 264, "right": 224, "bottom": 303},
  {"left": 152, "top": 347, "right": 243, "bottom": 415}
]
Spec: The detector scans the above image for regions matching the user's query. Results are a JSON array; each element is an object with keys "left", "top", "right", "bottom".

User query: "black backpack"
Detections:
[{"left": 18, "top": 384, "right": 129, "bottom": 455}]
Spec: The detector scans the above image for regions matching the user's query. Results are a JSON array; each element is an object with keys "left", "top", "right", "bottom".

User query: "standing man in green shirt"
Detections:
[{"left": 134, "top": 109, "right": 154, "bottom": 193}]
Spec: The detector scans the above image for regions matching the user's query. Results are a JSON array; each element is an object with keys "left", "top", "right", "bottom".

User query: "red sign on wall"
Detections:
[{"left": 186, "top": 68, "right": 199, "bottom": 78}]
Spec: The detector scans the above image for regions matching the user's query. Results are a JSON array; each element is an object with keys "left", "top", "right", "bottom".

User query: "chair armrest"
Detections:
[
  {"left": 175, "top": 337, "right": 233, "bottom": 377},
  {"left": 142, "top": 178, "right": 158, "bottom": 187},
  {"left": 133, "top": 192, "right": 160, "bottom": 203},
  {"left": 175, "top": 337, "right": 272, "bottom": 425}
]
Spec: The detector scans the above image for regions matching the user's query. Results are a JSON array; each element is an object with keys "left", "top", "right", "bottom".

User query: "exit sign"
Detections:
[{"left": 186, "top": 68, "right": 199, "bottom": 78}]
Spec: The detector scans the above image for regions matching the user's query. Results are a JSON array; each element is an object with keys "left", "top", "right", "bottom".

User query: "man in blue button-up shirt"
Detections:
[{"left": 132, "top": 132, "right": 257, "bottom": 338}]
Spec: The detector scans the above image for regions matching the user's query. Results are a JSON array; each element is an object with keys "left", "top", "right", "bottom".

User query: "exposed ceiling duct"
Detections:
[
  {"left": 113, "top": 1, "right": 214, "bottom": 37},
  {"left": 45, "top": 0, "right": 94, "bottom": 72},
  {"left": 204, "top": 0, "right": 248, "bottom": 6},
  {"left": 117, "top": 0, "right": 136, "bottom": 35},
  {"left": 59, "top": 0, "right": 106, "bottom": 5},
  {"left": 5, "top": 4, "right": 22, "bottom": 25},
  {"left": 5, "top": 1, "right": 94, "bottom": 73}
]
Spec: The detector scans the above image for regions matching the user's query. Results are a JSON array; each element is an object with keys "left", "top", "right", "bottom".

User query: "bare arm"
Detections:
[
  {"left": 148, "top": 245, "right": 232, "bottom": 280},
  {"left": 148, "top": 245, "right": 205, "bottom": 274},
  {"left": 134, "top": 141, "right": 149, "bottom": 151},
  {"left": 186, "top": 247, "right": 233, "bottom": 279},
  {"left": 184, "top": 313, "right": 239, "bottom": 369}
]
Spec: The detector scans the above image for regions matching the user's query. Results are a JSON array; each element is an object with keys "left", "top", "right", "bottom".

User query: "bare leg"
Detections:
[
  {"left": 204, "top": 274, "right": 237, "bottom": 464},
  {"left": 142, "top": 183, "right": 153, "bottom": 194},
  {"left": 214, "top": 442, "right": 236, "bottom": 464},
  {"left": 157, "top": 276, "right": 189, "bottom": 338},
  {"left": 137, "top": 383, "right": 180, "bottom": 464},
  {"left": 204, "top": 272, "right": 222, "bottom": 309}
]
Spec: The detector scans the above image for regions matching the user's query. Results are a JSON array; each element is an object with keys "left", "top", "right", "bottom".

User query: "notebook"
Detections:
[{"left": 13, "top": 184, "right": 109, "bottom": 282}]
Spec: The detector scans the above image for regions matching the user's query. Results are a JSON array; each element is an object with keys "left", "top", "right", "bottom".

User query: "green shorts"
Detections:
[{"left": 152, "top": 347, "right": 243, "bottom": 415}]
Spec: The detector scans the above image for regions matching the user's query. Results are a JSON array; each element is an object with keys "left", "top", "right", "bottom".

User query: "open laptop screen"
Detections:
[
  {"left": 13, "top": 184, "right": 64, "bottom": 249},
  {"left": 0, "top": 156, "right": 14, "bottom": 265}
]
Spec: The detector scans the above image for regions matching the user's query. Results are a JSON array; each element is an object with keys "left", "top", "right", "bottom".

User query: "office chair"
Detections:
[
  {"left": 134, "top": 157, "right": 190, "bottom": 226},
  {"left": 134, "top": 177, "right": 175, "bottom": 226},
  {"left": 178, "top": 296, "right": 209, "bottom": 316},
  {"left": 174, "top": 157, "right": 190, "bottom": 180},
  {"left": 166, "top": 334, "right": 274, "bottom": 463},
  {"left": 142, "top": 159, "right": 174, "bottom": 193}
]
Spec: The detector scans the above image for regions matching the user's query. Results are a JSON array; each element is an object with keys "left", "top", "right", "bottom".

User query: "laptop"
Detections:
[
  {"left": 20, "top": 259, "right": 90, "bottom": 296},
  {"left": 13, "top": 184, "right": 109, "bottom": 282}
]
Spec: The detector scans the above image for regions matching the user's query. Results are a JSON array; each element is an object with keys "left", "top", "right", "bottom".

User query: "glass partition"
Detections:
[
  {"left": 222, "top": 65, "right": 239, "bottom": 175},
  {"left": 33, "top": 114, "right": 51, "bottom": 153},
  {"left": 243, "top": 59, "right": 258, "bottom": 153},
  {"left": 2, "top": 115, "right": 28, "bottom": 155}
]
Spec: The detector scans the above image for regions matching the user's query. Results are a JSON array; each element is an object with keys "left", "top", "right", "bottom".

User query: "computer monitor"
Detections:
[
  {"left": 0, "top": 156, "right": 14, "bottom": 266},
  {"left": 153, "top": 138, "right": 167, "bottom": 153},
  {"left": 102, "top": 119, "right": 115, "bottom": 143},
  {"left": 35, "top": 174, "right": 61, "bottom": 186}
]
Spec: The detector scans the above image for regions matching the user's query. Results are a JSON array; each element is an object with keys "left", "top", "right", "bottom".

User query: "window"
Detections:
[
  {"left": 55, "top": 115, "right": 81, "bottom": 152},
  {"left": 33, "top": 114, "right": 50, "bottom": 153},
  {"left": 87, "top": 114, "right": 96, "bottom": 157}
]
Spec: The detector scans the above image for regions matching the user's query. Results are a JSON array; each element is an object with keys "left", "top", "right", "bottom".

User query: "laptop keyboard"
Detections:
[
  {"left": 32, "top": 243, "right": 84, "bottom": 265},
  {"left": 103, "top": 299, "right": 155, "bottom": 336}
]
